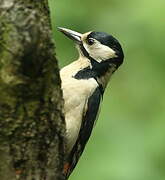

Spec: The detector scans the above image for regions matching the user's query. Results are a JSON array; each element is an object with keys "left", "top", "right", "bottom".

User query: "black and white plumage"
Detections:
[{"left": 58, "top": 27, "right": 124, "bottom": 178}]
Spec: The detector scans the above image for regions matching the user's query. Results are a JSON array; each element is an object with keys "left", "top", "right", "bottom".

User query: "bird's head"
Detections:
[{"left": 58, "top": 27, "right": 124, "bottom": 70}]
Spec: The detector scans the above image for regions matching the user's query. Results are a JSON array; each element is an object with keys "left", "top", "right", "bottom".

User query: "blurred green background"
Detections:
[{"left": 49, "top": 0, "right": 165, "bottom": 179}]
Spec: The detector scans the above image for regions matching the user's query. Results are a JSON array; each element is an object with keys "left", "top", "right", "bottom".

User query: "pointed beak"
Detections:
[{"left": 58, "top": 27, "right": 82, "bottom": 44}]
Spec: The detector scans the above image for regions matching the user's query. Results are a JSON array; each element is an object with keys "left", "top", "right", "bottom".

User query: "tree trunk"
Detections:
[{"left": 0, "top": 0, "right": 65, "bottom": 180}]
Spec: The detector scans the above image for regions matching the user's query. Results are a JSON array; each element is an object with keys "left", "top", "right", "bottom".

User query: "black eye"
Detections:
[{"left": 87, "top": 38, "right": 95, "bottom": 45}]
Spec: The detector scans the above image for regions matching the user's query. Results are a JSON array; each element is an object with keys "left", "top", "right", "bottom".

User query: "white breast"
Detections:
[{"left": 60, "top": 65, "right": 98, "bottom": 154}]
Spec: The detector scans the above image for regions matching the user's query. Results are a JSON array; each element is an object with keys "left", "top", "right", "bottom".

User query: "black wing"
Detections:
[{"left": 64, "top": 87, "right": 102, "bottom": 178}]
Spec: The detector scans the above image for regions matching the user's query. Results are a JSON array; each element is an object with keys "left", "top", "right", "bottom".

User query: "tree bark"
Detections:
[{"left": 0, "top": 0, "right": 65, "bottom": 180}]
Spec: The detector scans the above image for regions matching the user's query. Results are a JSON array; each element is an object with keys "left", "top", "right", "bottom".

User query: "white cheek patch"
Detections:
[{"left": 83, "top": 40, "right": 117, "bottom": 62}]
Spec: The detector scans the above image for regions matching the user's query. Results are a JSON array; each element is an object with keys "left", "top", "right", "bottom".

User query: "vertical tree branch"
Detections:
[{"left": 0, "top": 0, "right": 65, "bottom": 179}]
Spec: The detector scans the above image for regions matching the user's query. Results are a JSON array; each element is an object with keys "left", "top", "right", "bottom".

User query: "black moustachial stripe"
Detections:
[
  {"left": 79, "top": 43, "right": 94, "bottom": 62},
  {"left": 76, "top": 41, "right": 123, "bottom": 95},
  {"left": 75, "top": 43, "right": 113, "bottom": 95},
  {"left": 79, "top": 43, "right": 114, "bottom": 74}
]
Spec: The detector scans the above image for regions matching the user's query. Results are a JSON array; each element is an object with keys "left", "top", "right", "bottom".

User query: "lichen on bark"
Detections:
[{"left": 0, "top": 0, "right": 65, "bottom": 180}]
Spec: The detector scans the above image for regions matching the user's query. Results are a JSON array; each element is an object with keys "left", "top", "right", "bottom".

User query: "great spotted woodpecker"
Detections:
[{"left": 58, "top": 27, "right": 124, "bottom": 178}]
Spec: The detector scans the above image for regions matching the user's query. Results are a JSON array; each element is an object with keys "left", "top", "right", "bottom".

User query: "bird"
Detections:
[{"left": 58, "top": 27, "right": 124, "bottom": 178}]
